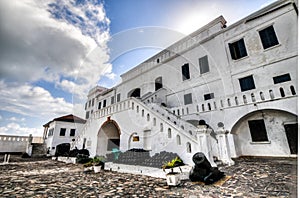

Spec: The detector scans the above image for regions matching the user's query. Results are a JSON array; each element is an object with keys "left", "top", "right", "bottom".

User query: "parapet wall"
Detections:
[{"left": 0, "top": 135, "right": 43, "bottom": 153}]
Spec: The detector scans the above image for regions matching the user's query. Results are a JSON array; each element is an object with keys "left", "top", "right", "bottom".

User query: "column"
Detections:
[
  {"left": 215, "top": 127, "right": 235, "bottom": 166},
  {"left": 196, "top": 125, "right": 217, "bottom": 167}
]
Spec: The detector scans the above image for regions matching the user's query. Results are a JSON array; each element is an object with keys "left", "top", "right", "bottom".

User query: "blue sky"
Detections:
[{"left": 0, "top": 0, "right": 276, "bottom": 136}]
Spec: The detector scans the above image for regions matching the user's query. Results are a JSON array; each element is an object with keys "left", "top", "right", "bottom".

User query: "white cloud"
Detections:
[
  {"left": 7, "top": 117, "right": 26, "bottom": 122},
  {"left": 0, "top": 0, "right": 112, "bottom": 100},
  {"left": 0, "top": 81, "right": 73, "bottom": 118},
  {"left": 0, "top": 122, "right": 43, "bottom": 136}
]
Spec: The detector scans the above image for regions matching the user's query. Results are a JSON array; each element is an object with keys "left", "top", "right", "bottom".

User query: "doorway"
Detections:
[{"left": 284, "top": 124, "right": 298, "bottom": 154}]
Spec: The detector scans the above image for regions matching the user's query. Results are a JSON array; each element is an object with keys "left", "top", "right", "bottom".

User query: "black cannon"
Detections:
[{"left": 189, "top": 152, "right": 225, "bottom": 184}]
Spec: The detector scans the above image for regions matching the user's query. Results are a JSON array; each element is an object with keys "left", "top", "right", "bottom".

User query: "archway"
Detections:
[
  {"left": 231, "top": 109, "right": 297, "bottom": 157},
  {"left": 128, "top": 88, "right": 141, "bottom": 98},
  {"left": 96, "top": 119, "right": 121, "bottom": 156}
]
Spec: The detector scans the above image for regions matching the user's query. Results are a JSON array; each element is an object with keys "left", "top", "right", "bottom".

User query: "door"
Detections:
[{"left": 284, "top": 124, "right": 298, "bottom": 154}]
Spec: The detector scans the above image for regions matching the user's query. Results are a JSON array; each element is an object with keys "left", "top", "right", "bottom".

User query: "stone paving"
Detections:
[{"left": 0, "top": 156, "right": 297, "bottom": 197}]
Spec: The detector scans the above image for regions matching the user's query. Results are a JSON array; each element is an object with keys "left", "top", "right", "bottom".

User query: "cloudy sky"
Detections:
[{"left": 0, "top": 0, "right": 276, "bottom": 137}]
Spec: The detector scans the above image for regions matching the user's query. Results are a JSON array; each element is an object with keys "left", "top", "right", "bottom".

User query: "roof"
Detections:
[{"left": 43, "top": 114, "right": 86, "bottom": 127}]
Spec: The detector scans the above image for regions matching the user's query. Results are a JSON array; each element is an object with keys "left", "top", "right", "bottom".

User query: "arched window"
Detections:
[
  {"left": 243, "top": 95, "right": 247, "bottom": 104},
  {"left": 176, "top": 135, "right": 181, "bottom": 145},
  {"left": 213, "top": 102, "right": 217, "bottom": 109},
  {"left": 136, "top": 105, "right": 139, "bottom": 113},
  {"left": 160, "top": 123, "right": 163, "bottom": 132},
  {"left": 168, "top": 128, "right": 172, "bottom": 138},
  {"left": 186, "top": 142, "right": 192, "bottom": 153},
  {"left": 251, "top": 93, "right": 256, "bottom": 102},
  {"left": 290, "top": 86, "right": 296, "bottom": 95},
  {"left": 147, "top": 113, "right": 150, "bottom": 121},
  {"left": 220, "top": 100, "right": 224, "bottom": 108},
  {"left": 202, "top": 104, "right": 205, "bottom": 111},
  {"left": 208, "top": 103, "right": 211, "bottom": 111},
  {"left": 279, "top": 87, "right": 285, "bottom": 97},
  {"left": 269, "top": 90, "right": 274, "bottom": 99},
  {"left": 227, "top": 98, "right": 231, "bottom": 107},
  {"left": 196, "top": 105, "right": 199, "bottom": 112},
  {"left": 260, "top": 92, "right": 265, "bottom": 100},
  {"left": 235, "top": 97, "right": 239, "bottom": 105},
  {"left": 142, "top": 109, "right": 145, "bottom": 117},
  {"left": 153, "top": 118, "right": 156, "bottom": 126},
  {"left": 132, "top": 102, "right": 134, "bottom": 110}
]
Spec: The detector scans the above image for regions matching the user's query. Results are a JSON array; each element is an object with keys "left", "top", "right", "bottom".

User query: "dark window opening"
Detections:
[
  {"left": 239, "top": 75, "right": 256, "bottom": 92},
  {"left": 248, "top": 119, "right": 268, "bottom": 142},
  {"left": 70, "top": 129, "right": 76, "bottom": 136},
  {"left": 92, "top": 98, "right": 94, "bottom": 106},
  {"left": 117, "top": 93, "right": 121, "bottom": 102},
  {"left": 199, "top": 55, "right": 209, "bottom": 74},
  {"left": 229, "top": 39, "right": 247, "bottom": 60},
  {"left": 59, "top": 128, "right": 66, "bottom": 136},
  {"left": 111, "top": 96, "right": 115, "bottom": 104},
  {"left": 290, "top": 86, "right": 296, "bottom": 95},
  {"left": 85, "top": 111, "right": 89, "bottom": 119},
  {"left": 155, "top": 77, "right": 163, "bottom": 91},
  {"left": 259, "top": 25, "right": 279, "bottom": 49},
  {"left": 280, "top": 87, "right": 285, "bottom": 97},
  {"left": 204, "top": 93, "right": 214, "bottom": 100},
  {"left": 128, "top": 88, "right": 141, "bottom": 98},
  {"left": 103, "top": 100, "right": 107, "bottom": 108},
  {"left": 98, "top": 102, "right": 101, "bottom": 109},
  {"left": 273, "top": 73, "right": 291, "bottom": 84},
  {"left": 184, "top": 93, "right": 193, "bottom": 105},
  {"left": 181, "top": 63, "right": 190, "bottom": 81}
]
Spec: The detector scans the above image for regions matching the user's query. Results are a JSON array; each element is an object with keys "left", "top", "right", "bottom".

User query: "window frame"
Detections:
[
  {"left": 199, "top": 55, "right": 209, "bottom": 74},
  {"left": 70, "top": 129, "right": 76, "bottom": 137},
  {"left": 273, "top": 73, "right": 291, "bottom": 84},
  {"left": 228, "top": 38, "right": 248, "bottom": 60},
  {"left": 184, "top": 93, "right": 193, "bottom": 105},
  {"left": 181, "top": 63, "right": 190, "bottom": 81},
  {"left": 258, "top": 25, "right": 279, "bottom": 50},
  {"left": 248, "top": 119, "right": 269, "bottom": 142},
  {"left": 59, "top": 128, "right": 66, "bottom": 137},
  {"left": 239, "top": 75, "right": 256, "bottom": 92}
]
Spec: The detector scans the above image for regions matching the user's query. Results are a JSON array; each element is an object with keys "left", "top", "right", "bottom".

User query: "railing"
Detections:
[{"left": 171, "top": 82, "right": 297, "bottom": 114}]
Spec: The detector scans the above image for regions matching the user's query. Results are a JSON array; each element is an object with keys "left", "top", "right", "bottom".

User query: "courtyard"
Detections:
[{"left": 0, "top": 156, "right": 297, "bottom": 197}]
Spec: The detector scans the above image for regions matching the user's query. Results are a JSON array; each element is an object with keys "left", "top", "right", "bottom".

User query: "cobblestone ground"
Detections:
[{"left": 0, "top": 156, "right": 297, "bottom": 198}]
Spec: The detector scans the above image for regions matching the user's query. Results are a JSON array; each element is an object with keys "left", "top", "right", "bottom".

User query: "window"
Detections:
[
  {"left": 181, "top": 63, "right": 190, "bottom": 81},
  {"left": 111, "top": 96, "right": 115, "bottom": 104},
  {"left": 70, "top": 129, "right": 76, "bottom": 136},
  {"left": 176, "top": 135, "right": 181, "bottom": 145},
  {"left": 273, "top": 73, "right": 291, "bottom": 84},
  {"left": 239, "top": 75, "right": 256, "bottom": 92},
  {"left": 186, "top": 142, "right": 192, "bottom": 153},
  {"left": 98, "top": 102, "right": 101, "bottom": 110},
  {"left": 204, "top": 93, "right": 214, "bottom": 100},
  {"left": 92, "top": 98, "right": 94, "bottom": 106},
  {"left": 184, "top": 93, "right": 193, "bottom": 105},
  {"left": 85, "top": 102, "right": 87, "bottom": 110},
  {"left": 117, "top": 93, "right": 121, "bottom": 102},
  {"left": 199, "top": 55, "right": 209, "bottom": 74},
  {"left": 168, "top": 128, "right": 172, "bottom": 138},
  {"left": 103, "top": 100, "right": 107, "bottom": 108},
  {"left": 259, "top": 25, "right": 279, "bottom": 49},
  {"left": 88, "top": 100, "right": 91, "bottom": 107},
  {"left": 248, "top": 119, "right": 268, "bottom": 142},
  {"left": 229, "top": 38, "right": 247, "bottom": 60},
  {"left": 85, "top": 111, "right": 89, "bottom": 119},
  {"left": 155, "top": 77, "right": 163, "bottom": 91},
  {"left": 48, "top": 128, "right": 54, "bottom": 137},
  {"left": 59, "top": 128, "right": 66, "bottom": 136}
]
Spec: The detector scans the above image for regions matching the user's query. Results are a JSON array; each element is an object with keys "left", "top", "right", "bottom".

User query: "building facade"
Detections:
[
  {"left": 43, "top": 114, "right": 86, "bottom": 156},
  {"left": 72, "top": 0, "right": 298, "bottom": 165}
]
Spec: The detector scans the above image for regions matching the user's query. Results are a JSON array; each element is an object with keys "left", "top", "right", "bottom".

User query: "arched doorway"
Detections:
[
  {"left": 128, "top": 88, "right": 141, "bottom": 98},
  {"left": 231, "top": 109, "right": 297, "bottom": 157},
  {"left": 96, "top": 119, "right": 121, "bottom": 156}
]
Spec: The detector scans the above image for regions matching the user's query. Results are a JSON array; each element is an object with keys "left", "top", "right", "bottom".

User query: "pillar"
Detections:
[
  {"left": 196, "top": 125, "right": 217, "bottom": 167},
  {"left": 215, "top": 127, "right": 235, "bottom": 166}
]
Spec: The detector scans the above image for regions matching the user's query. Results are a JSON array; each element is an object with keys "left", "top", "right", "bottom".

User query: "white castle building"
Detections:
[{"left": 68, "top": 0, "right": 297, "bottom": 166}]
